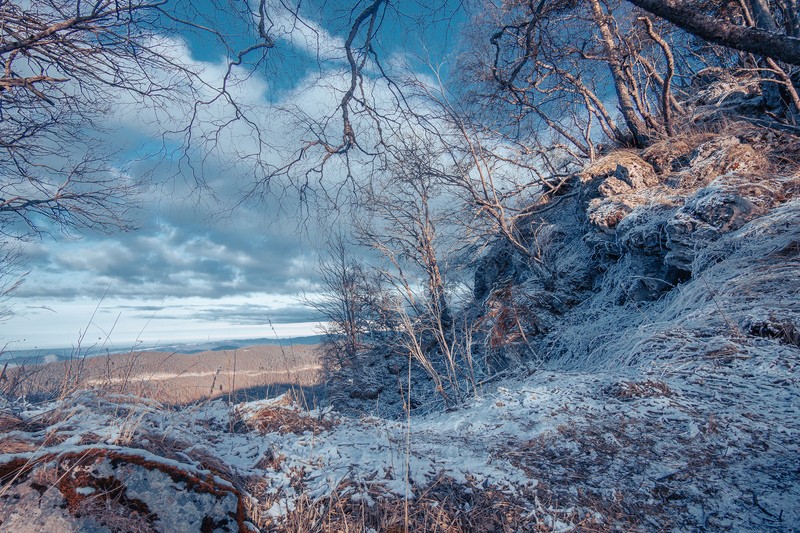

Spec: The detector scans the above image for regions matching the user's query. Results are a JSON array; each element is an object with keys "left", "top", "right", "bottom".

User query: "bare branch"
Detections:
[{"left": 627, "top": 0, "right": 800, "bottom": 65}]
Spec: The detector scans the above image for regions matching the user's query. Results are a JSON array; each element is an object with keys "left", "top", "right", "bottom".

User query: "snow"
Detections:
[
  {"left": 1, "top": 139, "right": 798, "bottom": 530},
  {"left": 3, "top": 334, "right": 796, "bottom": 529}
]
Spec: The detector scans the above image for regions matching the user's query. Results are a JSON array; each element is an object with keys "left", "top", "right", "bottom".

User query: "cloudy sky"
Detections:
[{"left": 1, "top": 1, "right": 462, "bottom": 351}]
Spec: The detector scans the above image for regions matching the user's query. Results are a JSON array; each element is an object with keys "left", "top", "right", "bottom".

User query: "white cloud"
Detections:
[{"left": 3, "top": 7, "right": 462, "bottom": 349}]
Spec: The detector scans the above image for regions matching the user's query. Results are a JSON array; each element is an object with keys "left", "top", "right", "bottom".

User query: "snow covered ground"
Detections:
[{"left": 1, "top": 337, "right": 797, "bottom": 531}]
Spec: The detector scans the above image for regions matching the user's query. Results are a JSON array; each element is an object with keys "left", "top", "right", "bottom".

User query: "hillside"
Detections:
[
  {"left": 1, "top": 124, "right": 799, "bottom": 531},
  {"left": 1, "top": 344, "right": 320, "bottom": 405}
]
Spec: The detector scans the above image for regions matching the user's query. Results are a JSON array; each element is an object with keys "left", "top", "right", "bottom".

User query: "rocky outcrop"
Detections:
[
  {"left": 669, "top": 136, "right": 766, "bottom": 188},
  {"left": 664, "top": 173, "right": 782, "bottom": 270},
  {"left": 473, "top": 129, "right": 798, "bottom": 361},
  {"left": 581, "top": 152, "right": 660, "bottom": 232}
]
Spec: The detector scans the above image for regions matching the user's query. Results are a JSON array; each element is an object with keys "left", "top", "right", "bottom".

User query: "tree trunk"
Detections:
[
  {"left": 627, "top": 0, "right": 800, "bottom": 65},
  {"left": 589, "top": 0, "right": 652, "bottom": 146}
]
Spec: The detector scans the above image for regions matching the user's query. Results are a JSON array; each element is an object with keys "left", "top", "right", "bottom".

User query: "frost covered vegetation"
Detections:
[
  {"left": 2, "top": 111, "right": 799, "bottom": 531},
  {"left": 3, "top": 0, "right": 800, "bottom": 531}
]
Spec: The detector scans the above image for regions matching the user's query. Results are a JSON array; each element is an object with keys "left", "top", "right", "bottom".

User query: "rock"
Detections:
[
  {"left": 587, "top": 198, "right": 638, "bottom": 233},
  {"left": 616, "top": 203, "right": 676, "bottom": 255},
  {"left": 0, "top": 451, "right": 243, "bottom": 533},
  {"left": 581, "top": 152, "right": 659, "bottom": 198},
  {"left": 642, "top": 136, "right": 711, "bottom": 174},
  {"left": 665, "top": 173, "right": 781, "bottom": 271},
  {"left": 671, "top": 136, "right": 765, "bottom": 188},
  {"left": 580, "top": 153, "right": 659, "bottom": 232}
]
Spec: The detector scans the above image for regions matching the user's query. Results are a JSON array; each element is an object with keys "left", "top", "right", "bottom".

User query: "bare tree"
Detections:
[
  {"left": 0, "top": 0, "right": 277, "bottom": 240},
  {"left": 356, "top": 141, "right": 453, "bottom": 328},
  {"left": 461, "top": 0, "right": 672, "bottom": 154},
  {"left": 0, "top": 242, "right": 25, "bottom": 323},
  {"left": 306, "top": 234, "right": 387, "bottom": 371}
]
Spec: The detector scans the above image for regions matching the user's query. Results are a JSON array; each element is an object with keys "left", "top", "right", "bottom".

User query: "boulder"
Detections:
[
  {"left": 0, "top": 450, "right": 244, "bottom": 533},
  {"left": 665, "top": 173, "right": 781, "bottom": 271},
  {"left": 580, "top": 153, "right": 660, "bottom": 232},
  {"left": 581, "top": 152, "right": 659, "bottom": 198},
  {"left": 642, "top": 136, "right": 711, "bottom": 175},
  {"left": 587, "top": 198, "right": 638, "bottom": 233},
  {"left": 670, "top": 136, "right": 765, "bottom": 188}
]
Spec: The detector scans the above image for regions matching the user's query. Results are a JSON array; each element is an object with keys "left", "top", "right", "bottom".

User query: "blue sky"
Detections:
[{"left": 1, "top": 0, "right": 465, "bottom": 351}]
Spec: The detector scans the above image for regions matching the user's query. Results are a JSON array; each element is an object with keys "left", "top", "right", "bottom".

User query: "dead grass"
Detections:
[
  {"left": 254, "top": 447, "right": 286, "bottom": 471},
  {"left": 605, "top": 379, "right": 673, "bottom": 400},
  {"left": 0, "top": 410, "right": 22, "bottom": 432},
  {"left": 506, "top": 423, "right": 670, "bottom": 531},
  {"left": 643, "top": 123, "right": 800, "bottom": 196},
  {"left": 246, "top": 474, "right": 534, "bottom": 533},
  {"left": 0, "top": 437, "right": 37, "bottom": 454},
  {"left": 236, "top": 394, "right": 335, "bottom": 436},
  {"left": 501, "top": 409, "right": 753, "bottom": 532},
  {"left": 1, "top": 344, "right": 321, "bottom": 405},
  {"left": 641, "top": 133, "right": 716, "bottom": 174}
]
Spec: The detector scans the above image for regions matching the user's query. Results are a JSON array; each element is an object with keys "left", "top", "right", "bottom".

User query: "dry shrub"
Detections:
[
  {"left": 504, "top": 412, "right": 747, "bottom": 532},
  {"left": 237, "top": 393, "right": 335, "bottom": 436},
  {"left": 0, "top": 456, "right": 39, "bottom": 489},
  {"left": 267, "top": 475, "right": 531, "bottom": 533},
  {"left": 480, "top": 286, "right": 544, "bottom": 353},
  {"left": 735, "top": 124, "right": 800, "bottom": 174},
  {"left": 243, "top": 407, "right": 333, "bottom": 436},
  {"left": 77, "top": 432, "right": 105, "bottom": 446},
  {"left": 745, "top": 315, "right": 800, "bottom": 347}
]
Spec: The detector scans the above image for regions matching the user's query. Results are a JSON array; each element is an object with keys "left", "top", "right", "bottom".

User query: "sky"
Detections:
[{"left": 1, "top": 0, "right": 465, "bottom": 351}]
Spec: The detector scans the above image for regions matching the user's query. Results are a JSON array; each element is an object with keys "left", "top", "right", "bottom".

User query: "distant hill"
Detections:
[{"left": 0, "top": 334, "right": 325, "bottom": 367}]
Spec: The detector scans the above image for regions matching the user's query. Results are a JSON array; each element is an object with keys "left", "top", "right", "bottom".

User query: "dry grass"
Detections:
[
  {"left": 604, "top": 379, "right": 673, "bottom": 400},
  {"left": 501, "top": 410, "right": 749, "bottom": 532},
  {"left": 0, "top": 410, "right": 23, "bottom": 432},
  {"left": 236, "top": 393, "right": 335, "bottom": 436},
  {"left": 0, "top": 437, "right": 37, "bottom": 454},
  {"left": 641, "top": 133, "right": 716, "bottom": 174},
  {"left": 245, "top": 474, "right": 534, "bottom": 533}
]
